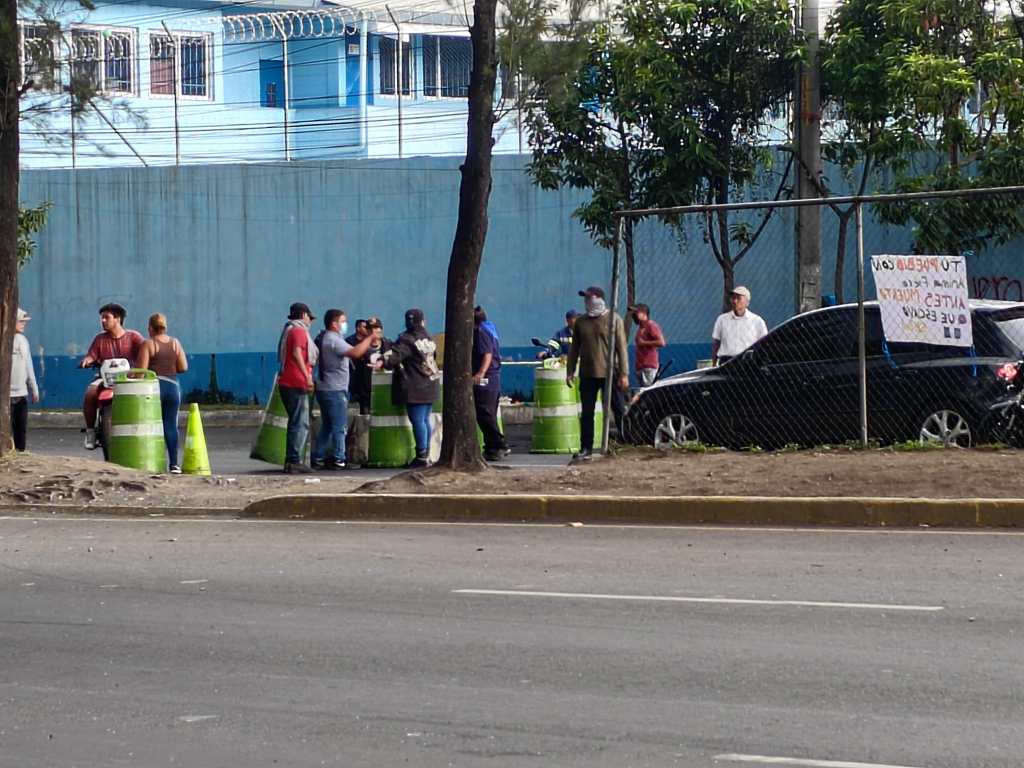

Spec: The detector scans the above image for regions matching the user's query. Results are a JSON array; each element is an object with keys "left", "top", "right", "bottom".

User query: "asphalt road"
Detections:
[
  {"left": 26, "top": 425, "right": 568, "bottom": 475},
  {"left": 1, "top": 518, "right": 1022, "bottom": 767}
]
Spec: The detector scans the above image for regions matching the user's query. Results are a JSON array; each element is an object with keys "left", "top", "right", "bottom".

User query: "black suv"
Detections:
[{"left": 622, "top": 300, "right": 1024, "bottom": 449}]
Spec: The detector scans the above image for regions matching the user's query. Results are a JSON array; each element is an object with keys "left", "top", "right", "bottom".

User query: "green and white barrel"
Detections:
[
  {"left": 367, "top": 370, "right": 416, "bottom": 468},
  {"left": 429, "top": 374, "right": 444, "bottom": 463},
  {"left": 250, "top": 377, "right": 291, "bottom": 465},
  {"left": 108, "top": 369, "right": 166, "bottom": 472},
  {"left": 531, "top": 367, "right": 581, "bottom": 453}
]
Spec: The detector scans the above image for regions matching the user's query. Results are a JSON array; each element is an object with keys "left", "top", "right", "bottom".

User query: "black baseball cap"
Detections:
[
  {"left": 288, "top": 302, "right": 315, "bottom": 320},
  {"left": 578, "top": 286, "right": 605, "bottom": 299}
]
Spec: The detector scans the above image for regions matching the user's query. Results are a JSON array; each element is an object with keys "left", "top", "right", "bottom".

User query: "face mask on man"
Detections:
[
  {"left": 340, "top": 321, "right": 349, "bottom": 335},
  {"left": 585, "top": 296, "right": 606, "bottom": 317}
]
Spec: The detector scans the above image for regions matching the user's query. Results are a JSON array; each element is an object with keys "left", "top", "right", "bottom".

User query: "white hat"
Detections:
[
  {"left": 731, "top": 286, "right": 751, "bottom": 300},
  {"left": 16, "top": 308, "right": 30, "bottom": 322}
]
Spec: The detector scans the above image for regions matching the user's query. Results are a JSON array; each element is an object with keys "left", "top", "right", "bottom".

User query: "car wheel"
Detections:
[
  {"left": 919, "top": 408, "right": 973, "bottom": 448},
  {"left": 653, "top": 413, "right": 700, "bottom": 449}
]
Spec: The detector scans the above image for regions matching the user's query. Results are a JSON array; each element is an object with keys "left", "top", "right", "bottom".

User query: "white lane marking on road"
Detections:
[
  {"left": 714, "top": 754, "right": 924, "bottom": 768},
  {"left": 4, "top": 516, "right": 1024, "bottom": 536},
  {"left": 179, "top": 579, "right": 208, "bottom": 585},
  {"left": 178, "top": 715, "right": 219, "bottom": 723},
  {"left": 453, "top": 589, "right": 944, "bottom": 612}
]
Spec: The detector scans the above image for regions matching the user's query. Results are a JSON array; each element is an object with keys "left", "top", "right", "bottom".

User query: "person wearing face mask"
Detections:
[
  {"left": 311, "top": 309, "right": 380, "bottom": 470},
  {"left": 381, "top": 308, "right": 441, "bottom": 469},
  {"left": 566, "top": 286, "right": 629, "bottom": 461}
]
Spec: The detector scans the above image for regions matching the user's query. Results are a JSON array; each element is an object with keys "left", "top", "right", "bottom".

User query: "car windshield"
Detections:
[{"left": 992, "top": 312, "right": 1024, "bottom": 356}]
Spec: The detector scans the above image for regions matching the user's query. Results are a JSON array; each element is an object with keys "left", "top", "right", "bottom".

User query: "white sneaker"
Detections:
[
  {"left": 169, "top": 465, "right": 182, "bottom": 475},
  {"left": 83, "top": 428, "right": 97, "bottom": 450}
]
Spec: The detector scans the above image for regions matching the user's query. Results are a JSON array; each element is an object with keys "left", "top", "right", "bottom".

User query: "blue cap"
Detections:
[{"left": 565, "top": 309, "right": 580, "bottom": 319}]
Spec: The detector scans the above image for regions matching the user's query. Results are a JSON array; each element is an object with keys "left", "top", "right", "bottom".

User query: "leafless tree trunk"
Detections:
[
  {"left": 0, "top": 0, "right": 22, "bottom": 455},
  {"left": 437, "top": 0, "right": 498, "bottom": 470}
]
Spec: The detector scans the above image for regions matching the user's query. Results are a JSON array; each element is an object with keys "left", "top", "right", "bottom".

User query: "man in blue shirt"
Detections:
[
  {"left": 472, "top": 306, "right": 509, "bottom": 461},
  {"left": 550, "top": 310, "right": 578, "bottom": 357}
]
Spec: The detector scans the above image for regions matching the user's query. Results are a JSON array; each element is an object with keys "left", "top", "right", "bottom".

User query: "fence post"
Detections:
[
  {"left": 601, "top": 216, "right": 624, "bottom": 454},
  {"left": 856, "top": 201, "right": 868, "bottom": 448}
]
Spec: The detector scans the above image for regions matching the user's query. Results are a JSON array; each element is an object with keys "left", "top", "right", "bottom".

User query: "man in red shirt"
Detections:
[
  {"left": 277, "top": 302, "right": 319, "bottom": 473},
  {"left": 629, "top": 303, "right": 666, "bottom": 387},
  {"left": 77, "top": 303, "right": 145, "bottom": 449}
]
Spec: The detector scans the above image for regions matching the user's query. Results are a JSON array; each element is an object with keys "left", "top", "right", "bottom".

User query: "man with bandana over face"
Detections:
[{"left": 566, "top": 286, "right": 629, "bottom": 461}]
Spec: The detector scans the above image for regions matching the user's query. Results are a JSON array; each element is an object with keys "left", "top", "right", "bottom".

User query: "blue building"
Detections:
[{"left": 18, "top": 0, "right": 526, "bottom": 168}]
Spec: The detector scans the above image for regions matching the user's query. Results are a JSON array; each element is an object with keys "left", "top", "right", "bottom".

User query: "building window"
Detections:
[
  {"left": 150, "top": 33, "right": 212, "bottom": 98},
  {"left": 378, "top": 36, "right": 412, "bottom": 96},
  {"left": 423, "top": 36, "right": 471, "bottom": 98},
  {"left": 72, "top": 27, "right": 135, "bottom": 94},
  {"left": 19, "top": 23, "right": 57, "bottom": 89}
]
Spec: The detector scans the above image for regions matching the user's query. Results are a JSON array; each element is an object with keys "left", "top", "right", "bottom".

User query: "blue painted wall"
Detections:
[{"left": 19, "top": 154, "right": 1024, "bottom": 407}]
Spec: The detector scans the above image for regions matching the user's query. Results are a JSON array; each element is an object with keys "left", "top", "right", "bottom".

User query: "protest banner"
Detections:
[{"left": 870, "top": 255, "right": 972, "bottom": 347}]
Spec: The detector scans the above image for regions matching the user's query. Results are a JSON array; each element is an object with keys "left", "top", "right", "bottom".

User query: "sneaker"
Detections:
[
  {"left": 571, "top": 448, "right": 594, "bottom": 462},
  {"left": 406, "top": 456, "right": 430, "bottom": 469},
  {"left": 500, "top": 445, "right": 512, "bottom": 457},
  {"left": 311, "top": 459, "right": 325, "bottom": 470},
  {"left": 324, "top": 461, "right": 346, "bottom": 471},
  {"left": 285, "top": 462, "right": 313, "bottom": 474},
  {"left": 83, "top": 428, "right": 97, "bottom": 450},
  {"left": 169, "top": 465, "right": 182, "bottom": 475},
  {"left": 484, "top": 450, "right": 502, "bottom": 462}
]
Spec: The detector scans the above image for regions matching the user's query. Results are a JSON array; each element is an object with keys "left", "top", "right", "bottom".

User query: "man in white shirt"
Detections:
[
  {"left": 10, "top": 308, "right": 40, "bottom": 451},
  {"left": 711, "top": 286, "right": 768, "bottom": 365}
]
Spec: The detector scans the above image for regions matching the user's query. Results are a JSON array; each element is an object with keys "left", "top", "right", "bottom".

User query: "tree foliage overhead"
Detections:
[
  {"left": 619, "top": 0, "right": 803, "bottom": 307},
  {"left": 824, "top": 0, "right": 1024, "bottom": 254},
  {"left": 517, "top": 0, "right": 802, "bottom": 310}
]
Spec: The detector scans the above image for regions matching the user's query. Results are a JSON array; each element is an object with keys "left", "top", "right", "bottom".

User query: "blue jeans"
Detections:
[
  {"left": 313, "top": 389, "right": 348, "bottom": 464},
  {"left": 407, "top": 403, "right": 432, "bottom": 454},
  {"left": 279, "top": 386, "right": 310, "bottom": 465},
  {"left": 158, "top": 377, "right": 181, "bottom": 468}
]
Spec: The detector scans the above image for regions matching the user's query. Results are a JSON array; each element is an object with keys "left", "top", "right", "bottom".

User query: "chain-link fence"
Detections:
[{"left": 608, "top": 186, "right": 1024, "bottom": 451}]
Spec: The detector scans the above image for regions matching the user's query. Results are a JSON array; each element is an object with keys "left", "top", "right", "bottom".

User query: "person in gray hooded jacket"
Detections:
[{"left": 10, "top": 308, "right": 40, "bottom": 451}]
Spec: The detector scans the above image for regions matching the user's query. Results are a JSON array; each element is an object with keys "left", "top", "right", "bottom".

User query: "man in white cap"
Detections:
[
  {"left": 711, "top": 286, "right": 767, "bottom": 366},
  {"left": 10, "top": 308, "right": 40, "bottom": 451}
]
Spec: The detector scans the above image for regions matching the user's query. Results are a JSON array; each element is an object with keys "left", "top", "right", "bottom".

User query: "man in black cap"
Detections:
[
  {"left": 566, "top": 286, "right": 628, "bottom": 460},
  {"left": 277, "top": 302, "right": 318, "bottom": 473}
]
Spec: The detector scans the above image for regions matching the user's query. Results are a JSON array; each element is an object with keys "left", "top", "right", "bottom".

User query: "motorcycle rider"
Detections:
[{"left": 78, "top": 303, "right": 145, "bottom": 449}]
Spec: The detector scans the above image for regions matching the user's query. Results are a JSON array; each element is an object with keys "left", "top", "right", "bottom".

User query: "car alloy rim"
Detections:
[
  {"left": 919, "top": 409, "right": 972, "bottom": 448},
  {"left": 653, "top": 414, "right": 699, "bottom": 449}
]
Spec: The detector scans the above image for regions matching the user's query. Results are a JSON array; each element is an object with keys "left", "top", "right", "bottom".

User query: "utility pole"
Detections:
[
  {"left": 386, "top": 5, "right": 403, "bottom": 159},
  {"left": 161, "top": 22, "right": 181, "bottom": 166},
  {"left": 795, "top": 0, "right": 822, "bottom": 313}
]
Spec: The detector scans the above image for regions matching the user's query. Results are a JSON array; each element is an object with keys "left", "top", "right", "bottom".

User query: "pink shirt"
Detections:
[{"left": 634, "top": 320, "right": 664, "bottom": 370}]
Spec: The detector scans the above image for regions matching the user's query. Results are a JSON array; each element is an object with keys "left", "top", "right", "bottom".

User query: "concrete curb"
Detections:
[
  {"left": 0, "top": 504, "right": 240, "bottom": 518},
  {"left": 240, "top": 493, "right": 1024, "bottom": 527},
  {"left": 30, "top": 410, "right": 263, "bottom": 429},
  {"left": 4, "top": 494, "right": 1022, "bottom": 527}
]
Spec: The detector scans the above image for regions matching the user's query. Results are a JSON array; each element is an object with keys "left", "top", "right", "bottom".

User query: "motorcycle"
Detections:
[
  {"left": 86, "top": 358, "right": 131, "bottom": 459},
  {"left": 992, "top": 359, "right": 1024, "bottom": 447}
]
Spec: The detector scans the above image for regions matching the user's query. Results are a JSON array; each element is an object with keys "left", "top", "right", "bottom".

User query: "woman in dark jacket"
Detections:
[{"left": 383, "top": 308, "right": 441, "bottom": 468}]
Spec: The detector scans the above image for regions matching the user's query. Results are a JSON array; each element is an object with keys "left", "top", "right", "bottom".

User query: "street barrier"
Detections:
[{"left": 108, "top": 369, "right": 165, "bottom": 472}]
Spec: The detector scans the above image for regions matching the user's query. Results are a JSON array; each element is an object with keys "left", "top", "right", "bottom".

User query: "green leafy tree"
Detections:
[
  {"left": 825, "top": 0, "right": 1024, "bottom": 255},
  {"left": 618, "top": 0, "right": 804, "bottom": 310},
  {"left": 17, "top": 201, "right": 50, "bottom": 267},
  {"left": 521, "top": 19, "right": 665, "bottom": 312},
  {"left": 2, "top": 0, "right": 136, "bottom": 454}
]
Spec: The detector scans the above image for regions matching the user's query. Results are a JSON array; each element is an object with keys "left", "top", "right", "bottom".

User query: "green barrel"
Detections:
[
  {"left": 108, "top": 369, "right": 166, "bottom": 472},
  {"left": 367, "top": 370, "right": 416, "bottom": 468},
  {"left": 531, "top": 367, "right": 581, "bottom": 453},
  {"left": 250, "top": 378, "right": 291, "bottom": 465},
  {"left": 429, "top": 374, "right": 444, "bottom": 462}
]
